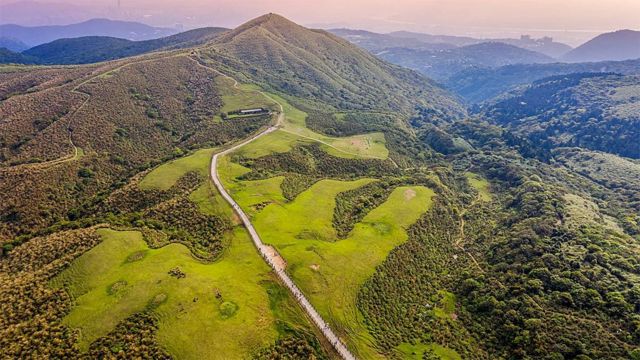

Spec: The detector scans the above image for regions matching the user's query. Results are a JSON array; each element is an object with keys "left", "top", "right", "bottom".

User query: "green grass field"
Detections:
[
  {"left": 56, "top": 75, "right": 416, "bottom": 359},
  {"left": 221, "top": 157, "right": 435, "bottom": 357},
  {"left": 397, "top": 342, "right": 462, "bottom": 360},
  {"left": 465, "top": 172, "right": 491, "bottom": 202},
  {"left": 52, "top": 228, "right": 279, "bottom": 358},
  {"left": 236, "top": 92, "right": 389, "bottom": 160},
  {"left": 139, "top": 148, "right": 215, "bottom": 191}
]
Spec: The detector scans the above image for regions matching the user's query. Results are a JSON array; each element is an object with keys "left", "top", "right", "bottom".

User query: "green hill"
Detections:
[{"left": 201, "top": 13, "right": 464, "bottom": 118}]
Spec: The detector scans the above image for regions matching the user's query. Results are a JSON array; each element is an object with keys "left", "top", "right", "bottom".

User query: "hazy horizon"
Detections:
[{"left": 1, "top": 0, "right": 639, "bottom": 46}]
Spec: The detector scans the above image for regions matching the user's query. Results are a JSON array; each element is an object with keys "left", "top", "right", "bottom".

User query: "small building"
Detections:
[{"left": 235, "top": 108, "right": 270, "bottom": 115}]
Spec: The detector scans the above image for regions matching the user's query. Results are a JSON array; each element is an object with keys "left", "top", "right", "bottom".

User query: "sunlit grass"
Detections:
[
  {"left": 221, "top": 161, "right": 435, "bottom": 357},
  {"left": 465, "top": 172, "right": 491, "bottom": 202},
  {"left": 139, "top": 148, "right": 214, "bottom": 191},
  {"left": 52, "top": 226, "right": 285, "bottom": 359}
]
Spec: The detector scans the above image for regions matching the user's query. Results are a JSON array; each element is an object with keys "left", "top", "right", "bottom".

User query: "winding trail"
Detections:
[
  {"left": 210, "top": 126, "right": 356, "bottom": 360},
  {"left": 198, "top": 57, "right": 357, "bottom": 358}
]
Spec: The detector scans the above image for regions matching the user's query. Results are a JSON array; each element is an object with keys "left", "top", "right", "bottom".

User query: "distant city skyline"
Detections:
[{"left": 1, "top": 0, "right": 639, "bottom": 45}]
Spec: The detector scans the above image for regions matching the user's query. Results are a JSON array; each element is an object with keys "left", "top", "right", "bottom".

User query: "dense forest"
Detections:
[{"left": 477, "top": 73, "right": 640, "bottom": 159}]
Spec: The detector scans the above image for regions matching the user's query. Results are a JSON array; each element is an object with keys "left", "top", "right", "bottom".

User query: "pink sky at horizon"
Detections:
[{"left": 1, "top": 0, "right": 639, "bottom": 45}]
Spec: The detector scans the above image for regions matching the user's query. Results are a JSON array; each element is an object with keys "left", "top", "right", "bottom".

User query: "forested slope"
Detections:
[{"left": 477, "top": 73, "right": 640, "bottom": 159}]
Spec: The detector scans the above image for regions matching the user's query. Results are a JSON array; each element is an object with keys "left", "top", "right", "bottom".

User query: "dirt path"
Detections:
[
  {"left": 198, "top": 58, "right": 356, "bottom": 359},
  {"left": 210, "top": 127, "right": 356, "bottom": 360}
]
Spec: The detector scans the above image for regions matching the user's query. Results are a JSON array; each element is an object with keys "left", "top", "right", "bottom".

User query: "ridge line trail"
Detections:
[{"left": 194, "top": 56, "right": 356, "bottom": 359}]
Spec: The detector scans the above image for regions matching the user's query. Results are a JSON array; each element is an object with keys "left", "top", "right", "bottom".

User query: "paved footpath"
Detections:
[{"left": 210, "top": 124, "right": 357, "bottom": 360}]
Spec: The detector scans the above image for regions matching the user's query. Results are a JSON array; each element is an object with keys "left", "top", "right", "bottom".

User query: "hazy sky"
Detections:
[{"left": 2, "top": 0, "right": 639, "bottom": 45}]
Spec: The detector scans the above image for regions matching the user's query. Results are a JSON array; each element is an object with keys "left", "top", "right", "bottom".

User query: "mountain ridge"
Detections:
[
  {"left": 0, "top": 18, "right": 178, "bottom": 47},
  {"left": 203, "top": 13, "right": 465, "bottom": 118},
  {"left": 21, "top": 27, "right": 228, "bottom": 65},
  {"left": 563, "top": 29, "right": 640, "bottom": 62}
]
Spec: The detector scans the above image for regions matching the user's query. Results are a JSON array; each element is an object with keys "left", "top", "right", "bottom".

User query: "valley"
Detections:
[{"left": 1, "top": 9, "right": 639, "bottom": 360}]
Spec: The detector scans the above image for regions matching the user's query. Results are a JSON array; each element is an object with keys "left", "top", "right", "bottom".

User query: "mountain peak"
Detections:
[{"left": 233, "top": 13, "right": 300, "bottom": 32}]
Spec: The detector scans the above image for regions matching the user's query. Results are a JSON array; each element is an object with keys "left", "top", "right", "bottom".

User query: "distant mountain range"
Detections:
[
  {"left": 331, "top": 29, "right": 573, "bottom": 58},
  {"left": 330, "top": 27, "right": 640, "bottom": 103},
  {"left": 388, "top": 31, "right": 573, "bottom": 58},
  {"left": 447, "top": 58, "right": 640, "bottom": 103},
  {"left": 377, "top": 42, "right": 555, "bottom": 80},
  {"left": 329, "top": 29, "right": 456, "bottom": 52},
  {"left": 21, "top": 27, "right": 227, "bottom": 65},
  {"left": 0, "top": 18, "right": 178, "bottom": 47},
  {"left": 563, "top": 29, "right": 640, "bottom": 62}
]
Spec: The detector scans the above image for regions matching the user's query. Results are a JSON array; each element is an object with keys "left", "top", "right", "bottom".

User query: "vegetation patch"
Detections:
[
  {"left": 148, "top": 293, "right": 168, "bottom": 310},
  {"left": 433, "top": 290, "right": 457, "bottom": 320},
  {"left": 218, "top": 301, "right": 239, "bottom": 319},
  {"left": 397, "top": 342, "right": 461, "bottom": 360},
  {"left": 107, "top": 280, "right": 128, "bottom": 296},
  {"left": 84, "top": 312, "right": 172, "bottom": 359},
  {"left": 125, "top": 250, "right": 147, "bottom": 263},
  {"left": 464, "top": 172, "right": 491, "bottom": 202},
  {"left": 139, "top": 148, "right": 215, "bottom": 191}
]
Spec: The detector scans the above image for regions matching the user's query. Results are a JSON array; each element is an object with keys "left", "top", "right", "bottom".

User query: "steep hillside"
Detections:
[
  {"left": 200, "top": 14, "right": 464, "bottom": 118},
  {"left": 564, "top": 30, "right": 640, "bottom": 62},
  {"left": 445, "top": 58, "right": 640, "bottom": 103},
  {"left": 478, "top": 73, "right": 640, "bottom": 158},
  {"left": 0, "top": 54, "right": 274, "bottom": 240},
  {"left": 378, "top": 42, "right": 554, "bottom": 80},
  {"left": 21, "top": 27, "right": 227, "bottom": 65},
  {"left": 0, "top": 18, "right": 178, "bottom": 47}
]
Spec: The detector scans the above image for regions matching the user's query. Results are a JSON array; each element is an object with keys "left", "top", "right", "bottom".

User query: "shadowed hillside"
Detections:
[{"left": 477, "top": 73, "right": 640, "bottom": 158}]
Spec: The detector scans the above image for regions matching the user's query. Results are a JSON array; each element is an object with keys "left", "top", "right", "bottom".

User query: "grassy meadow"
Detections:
[{"left": 220, "top": 158, "right": 434, "bottom": 358}]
